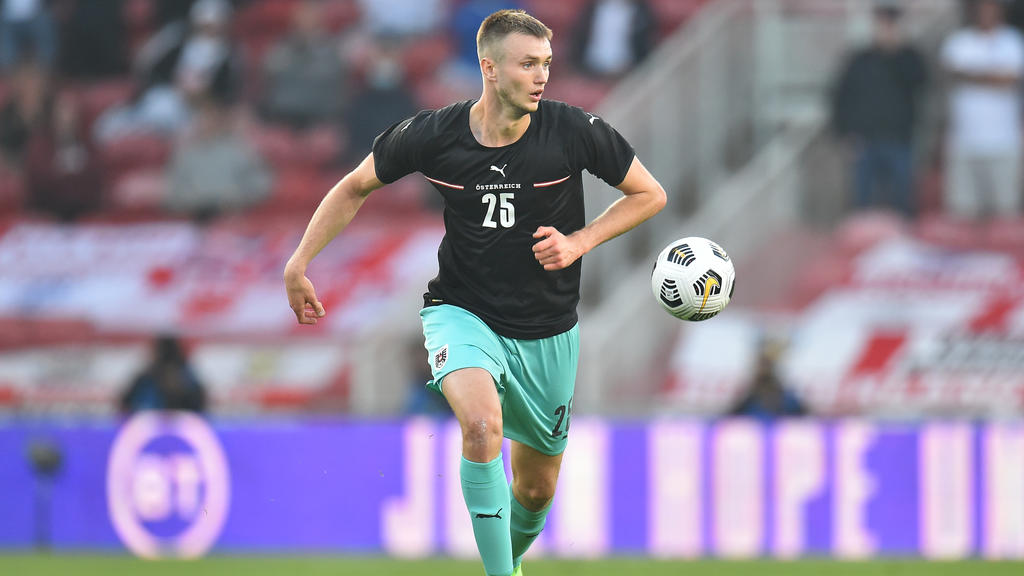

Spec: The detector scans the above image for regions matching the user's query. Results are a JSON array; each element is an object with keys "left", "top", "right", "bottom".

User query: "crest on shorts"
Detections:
[{"left": 433, "top": 344, "right": 448, "bottom": 370}]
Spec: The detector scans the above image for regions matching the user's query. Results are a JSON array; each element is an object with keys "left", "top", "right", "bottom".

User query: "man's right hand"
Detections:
[{"left": 284, "top": 267, "right": 326, "bottom": 325}]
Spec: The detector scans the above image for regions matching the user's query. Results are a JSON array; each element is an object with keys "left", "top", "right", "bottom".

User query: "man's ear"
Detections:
[{"left": 480, "top": 56, "right": 498, "bottom": 82}]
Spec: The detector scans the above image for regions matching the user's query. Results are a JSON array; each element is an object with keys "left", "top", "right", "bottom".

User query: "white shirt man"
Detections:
[{"left": 941, "top": 0, "right": 1024, "bottom": 218}]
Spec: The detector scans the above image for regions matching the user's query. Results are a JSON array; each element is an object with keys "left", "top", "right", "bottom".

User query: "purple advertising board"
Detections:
[{"left": 0, "top": 414, "right": 1022, "bottom": 559}]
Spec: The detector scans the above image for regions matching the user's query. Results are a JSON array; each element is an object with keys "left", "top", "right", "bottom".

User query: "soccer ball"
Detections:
[{"left": 651, "top": 236, "right": 735, "bottom": 321}]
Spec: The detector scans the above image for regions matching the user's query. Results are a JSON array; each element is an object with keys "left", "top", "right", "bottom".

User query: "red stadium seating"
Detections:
[
  {"left": 0, "top": 170, "right": 24, "bottom": 215},
  {"left": 650, "top": 0, "right": 708, "bottom": 38},
  {"left": 99, "top": 134, "right": 171, "bottom": 177},
  {"left": 523, "top": 0, "right": 588, "bottom": 36},
  {"left": 234, "top": 0, "right": 301, "bottom": 41},
  {"left": 322, "top": 0, "right": 360, "bottom": 33},
  {"left": 400, "top": 34, "right": 454, "bottom": 85},
  {"left": 542, "top": 74, "right": 612, "bottom": 111},
  {"left": 107, "top": 168, "right": 167, "bottom": 216},
  {"left": 73, "top": 79, "right": 136, "bottom": 131}
]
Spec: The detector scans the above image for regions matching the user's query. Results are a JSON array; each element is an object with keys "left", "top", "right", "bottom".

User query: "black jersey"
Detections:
[{"left": 372, "top": 99, "right": 635, "bottom": 339}]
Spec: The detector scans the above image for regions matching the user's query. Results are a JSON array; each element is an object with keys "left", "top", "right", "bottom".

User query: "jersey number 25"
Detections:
[{"left": 481, "top": 192, "right": 515, "bottom": 228}]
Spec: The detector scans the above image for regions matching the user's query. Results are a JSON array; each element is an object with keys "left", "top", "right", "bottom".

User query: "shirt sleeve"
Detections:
[
  {"left": 371, "top": 110, "right": 432, "bottom": 184},
  {"left": 940, "top": 33, "right": 963, "bottom": 72},
  {"left": 570, "top": 107, "right": 636, "bottom": 187},
  {"left": 1006, "top": 30, "right": 1024, "bottom": 74}
]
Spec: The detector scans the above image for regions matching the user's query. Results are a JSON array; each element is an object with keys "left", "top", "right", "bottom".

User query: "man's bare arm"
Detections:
[
  {"left": 283, "top": 153, "right": 385, "bottom": 324},
  {"left": 950, "top": 70, "right": 1021, "bottom": 88}
]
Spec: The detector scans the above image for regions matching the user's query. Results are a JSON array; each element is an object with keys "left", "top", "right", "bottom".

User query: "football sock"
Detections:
[
  {"left": 461, "top": 455, "right": 513, "bottom": 576},
  {"left": 510, "top": 488, "right": 550, "bottom": 569}
]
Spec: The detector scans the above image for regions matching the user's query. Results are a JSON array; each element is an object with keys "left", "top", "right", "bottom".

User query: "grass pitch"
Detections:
[{"left": 2, "top": 555, "right": 1022, "bottom": 576}]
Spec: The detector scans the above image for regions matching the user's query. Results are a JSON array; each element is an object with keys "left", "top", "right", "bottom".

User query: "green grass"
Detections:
[{"left": 2, "top": 555, "right": 1023, "bottom": 576}]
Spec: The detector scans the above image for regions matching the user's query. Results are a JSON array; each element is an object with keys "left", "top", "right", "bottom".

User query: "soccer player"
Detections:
[{"left": 284, "top": 9, "right": 666, "bottom": 576}]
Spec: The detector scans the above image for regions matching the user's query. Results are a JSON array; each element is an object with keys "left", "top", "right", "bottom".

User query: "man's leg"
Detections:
[
  {"left": 985, "top": 152, "right": 1022, "bottom": 217},
  {"left": 509, "top": 440, "right": 563, "bottom": 570},
  {"left": 944, "top": 149, "right": 980, "bottom": 219},
  {"left": 853, "top": 142, "right": 880, "bottom": 210},
  {"left": 443, "top": 367, "right": 513, "bottom": 576}
]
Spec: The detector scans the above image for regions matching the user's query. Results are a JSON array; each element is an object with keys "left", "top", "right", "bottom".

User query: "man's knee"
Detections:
[
  {"left": 514, "top": 476, "right": 557, "bottom": 511},
  {"left": 461, "top": 412, "right": 503, "bottom": 451}
]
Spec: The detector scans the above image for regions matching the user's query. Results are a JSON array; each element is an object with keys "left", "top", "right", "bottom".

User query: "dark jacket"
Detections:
[{"left": 832, "top": 45, "right": 927, "bottom": 142}]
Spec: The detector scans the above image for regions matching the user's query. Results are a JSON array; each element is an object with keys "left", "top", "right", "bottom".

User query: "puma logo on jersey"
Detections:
[
  {"left": 490, "top": 164, "right": 507, "bottom": 178},
  {"left": 587, "top": 113, "right": 599, "bottom": 125}
]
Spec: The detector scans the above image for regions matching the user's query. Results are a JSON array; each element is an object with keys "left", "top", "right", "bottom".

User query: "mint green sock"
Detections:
[
  {"left": 461, "top": 455, "right": 513, "bottom": 576},
  {"left": 510, "top": 488, "right": 551, "bottom": 569}
]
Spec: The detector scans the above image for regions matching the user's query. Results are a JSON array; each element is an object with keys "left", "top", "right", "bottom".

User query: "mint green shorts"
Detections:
[{"left": 420, "top": 304, "right": 579, "bottom": 456}]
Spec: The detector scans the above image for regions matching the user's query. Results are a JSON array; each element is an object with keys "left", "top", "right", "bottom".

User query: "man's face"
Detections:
[
  {"left": 977, "top": 0, "right": 1005, "bottom": 29},
  {"left": 491, "top": 33, "right": 552, "bottom": 115}
]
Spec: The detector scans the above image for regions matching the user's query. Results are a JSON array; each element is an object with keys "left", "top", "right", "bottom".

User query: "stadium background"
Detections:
[{"left": 0, "top": 0, "right": 1022, "bottom": 573}]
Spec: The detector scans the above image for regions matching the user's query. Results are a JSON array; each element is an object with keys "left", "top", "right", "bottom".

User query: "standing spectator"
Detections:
[
  {"left": 440, "top": 0, "right": 522, "bottom": 93},
  {"left": 0, "top": 0, "right": 56, "bottom": 71},
  {"left": 0, "top": 58, "right": 50, "bottom": 169},
  {"left": 941, "top": 0, "right": 1024, "bottom": 218},
  {"left": 571, "top": 0, "right": 656, "bottom": 79},
  {"left": 24, "top": 90, "right": 104, "bottom": 221},
  {"left": 341, "top": 42, "right": 417, "bottom": 166},
  {"left": 831, "top": 0, "right": 927, "bottom": 217},
  {"left": 119, "top": 335, "right": 207, "bottom": 414},
  {"left": 260, "top": 0, "right": 346, "bottom": 130},
  {"left": 356, "top": 0, "right": 447, "bottom": 40},
  {"left": 57, "top": 0, "right": 128, "bottom": 80},
  {"left": 166, "top": 99, "right": 271, "bottom": 221},
  {"left": 94, "top": 0, "right": 242, "bottom": 141}
]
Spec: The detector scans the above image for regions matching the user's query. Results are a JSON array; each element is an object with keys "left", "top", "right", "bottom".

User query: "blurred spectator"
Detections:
[
  {"left": 356, "top": 0, "right": 447, "bottom": 39},
  {"left": 260, "top": 0, "right": 346, "bottom": 130},
  {"left": 24, "top": 90, "right": 104, "bottom": 221},
  {"left": 166, "top": 99, "right": 271, "bottom": 220},
  {"left": 154, "top": 0, "right": 199, "bottom": 28},
  {"left": 0, "top": 0, "right": 57, "bottom": 71},
  {"left": 571, "top": 0, "right": 656, "bottom": 79},
  {"left": 831, "top": 0, "right": 927, "bottom": 218},
  {"left": 119, "top": 334, "right": 207, "bottom": 414},
  {"left": 57, "top": 0, "right": 128, "bottom": 80},
  {"left": 439, "top": 0, "right": 522, "bottom": 92},
  {"left": 95, "top": 0, "right": 242, "bottom": 141},
  {"left": 940, "top": 0, "right": 1024, "bottom": 218},
  {"left": 0, "top": 58, "right": 50, "bottom": 169},
  {"left": 729, "top": 340, "right": 806, "bottom": 420},
  {"left": 341, "top": 42, "right": 417, "bottom": 165}
]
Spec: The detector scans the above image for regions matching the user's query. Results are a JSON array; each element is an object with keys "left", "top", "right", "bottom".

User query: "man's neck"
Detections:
[{"left": 470, "top": 92, "right": 531, "bottom": 147}]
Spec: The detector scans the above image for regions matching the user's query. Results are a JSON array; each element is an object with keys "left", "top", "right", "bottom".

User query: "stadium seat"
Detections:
[
  {"left": 835, "top": 210, "right": 909, "bottom": 257},
  {"left": 985, "top": 217, "right": 1024, "bottom": 255},
  {"left": 400, "top": 34, "right": 453, "bottom": 85},
  {"left": 99, "top": 134, "right": 171, "bottom": 176},
  {"left": 251, "top": 168, "right": 327, "bottom": 217},
  {"left": 413, "top": 78, "right": 464, "bottom": 111},
  {"left": 543, "top": 74, "right": 612, "bottom": 111},
  {"left": 107, "top": 168, "right": 167, "bottom": 216},
  {"left": 0, "top": 171, "right": 24, "bottom": 214},
  {"left": 234, "top": 0, "right": 301, "bottom": 40},
  {"left": 915, "top": 214, "right": 983, "bottom": 250},
  {"left": 322, "top": 0, "right": 360, "bottom": 33},
  {"left": 248, "top": 123, "right": 340, "bottom": 170},
  {"left": 523, "top": 0, "right": 588, "bottom": 35},
  {"left": 650, "top": 0, "right": 707, "bottom": 38},
  {"left": 73, "top": 79, "right": 136, "bottom": 132}
]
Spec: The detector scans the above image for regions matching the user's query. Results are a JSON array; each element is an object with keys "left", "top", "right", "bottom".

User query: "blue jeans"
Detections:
[
  {"left": 0, "top": 13, "right": 56, "bottom": 70},
  {"left": 853, "top": 140, "right": 914, "bottom": 217}
]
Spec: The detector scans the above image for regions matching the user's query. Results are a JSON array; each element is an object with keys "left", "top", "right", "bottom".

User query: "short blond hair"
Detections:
[{"left": 476, "top": 9, "right": 552, "bottom": 62}]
